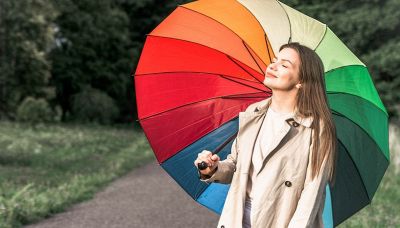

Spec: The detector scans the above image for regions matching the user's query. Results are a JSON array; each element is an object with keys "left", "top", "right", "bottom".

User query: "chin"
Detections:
[
  {"left": 263, "top": 80, "right": 275, "bottom": 89},
  {"left": 263, "top": 83, "right": 271, "bottom": 89},
  {"left": 263, "top": 79, "right": 272, "bottom": 87}
]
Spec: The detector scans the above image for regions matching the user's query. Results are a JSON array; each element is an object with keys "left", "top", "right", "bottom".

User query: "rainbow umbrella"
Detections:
[{"left": 134, "top": 0, "right": 389, "bottom": 226}]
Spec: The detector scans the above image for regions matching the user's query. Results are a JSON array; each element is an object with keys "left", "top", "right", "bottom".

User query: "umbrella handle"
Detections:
[
  {"left": 197, "top": 132, "right": 238, "bottom": 171},
  {"left": 197, "top": 161, "right": 209, "bottom": 170}
]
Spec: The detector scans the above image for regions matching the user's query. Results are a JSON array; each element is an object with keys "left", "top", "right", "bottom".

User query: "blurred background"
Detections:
[{"left": 0, "top": 0, "right": 399, "bottom": 227}]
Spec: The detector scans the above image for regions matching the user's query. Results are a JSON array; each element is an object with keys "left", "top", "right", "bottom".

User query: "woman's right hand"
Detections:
[{"left": 194, "top": 150, "right": 220, "bottom": 176}]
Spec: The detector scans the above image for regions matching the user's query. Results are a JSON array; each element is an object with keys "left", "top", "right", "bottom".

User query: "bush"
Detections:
[
  {"left": 71, "top": 88, "right": 119, "bottom": 124},
  {"left": 16, "top": 97, "right": 53, "bottom": 123}
]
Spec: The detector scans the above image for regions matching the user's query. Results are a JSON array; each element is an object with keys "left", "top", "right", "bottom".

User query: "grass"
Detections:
[
  {"left": 0, "top": 121, "right": 154, "bottom": 228},
  {"left": 338, "top": 123, "right": 400, "bottom": 228},
  {"left": 0, "top": 121, "right": 398, "bottom": 227}
]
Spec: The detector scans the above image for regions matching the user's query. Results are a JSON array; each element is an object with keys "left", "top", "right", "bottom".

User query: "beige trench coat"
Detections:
[{"left": 202, "top": 98, "right": 329, "bottom": 228}]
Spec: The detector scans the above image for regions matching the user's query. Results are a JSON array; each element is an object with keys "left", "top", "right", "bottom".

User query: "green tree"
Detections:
[
  {"left": 51, "top": 0, "right": 133, "bottom": 122},
  {"left": 0, "top": 0, "right": 57, "bottom": 119},
  {"left": 71, "top": 87, "right": 119, "bottom": 124}
]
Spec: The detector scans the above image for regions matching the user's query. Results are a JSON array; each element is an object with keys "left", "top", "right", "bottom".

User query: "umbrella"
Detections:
[{"left": 134, "top": 0, "right": 389, "bottom": 226}]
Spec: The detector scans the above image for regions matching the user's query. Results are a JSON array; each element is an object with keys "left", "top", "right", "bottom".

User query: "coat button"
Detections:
[
  {"left": 221, "top": 226, "right": 225, "bottom": 228},
  {"left": 285, "top": 181, "right": 292, "bottom": 187}
]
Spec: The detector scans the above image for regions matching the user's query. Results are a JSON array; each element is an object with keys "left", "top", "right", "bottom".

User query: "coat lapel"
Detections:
[
  {"left": 256, "top": 121, "right": 291, "bottom": 175},
  {"left": 238, "top": 111, "right": 266, "bottom": 174},
  {"left": 253, "top": 98, "right": 292, "bottom": 165},
  {"left": 261, "top": 121, "right": 291, "bottom": 160}
]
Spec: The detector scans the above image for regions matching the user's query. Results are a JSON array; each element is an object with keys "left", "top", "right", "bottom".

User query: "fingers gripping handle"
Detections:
[{"left": 197, "top": 132, "right": 238, "bottom": 171}]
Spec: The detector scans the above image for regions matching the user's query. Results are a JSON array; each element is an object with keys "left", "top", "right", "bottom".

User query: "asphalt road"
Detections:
[{"left": 25, "top": 161, "right": 219, "bottom": 228}]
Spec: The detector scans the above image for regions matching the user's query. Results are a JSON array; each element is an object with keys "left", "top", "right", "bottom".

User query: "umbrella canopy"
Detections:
[{"left": 134, "top": 0, "right": 389, "bottom": 226}]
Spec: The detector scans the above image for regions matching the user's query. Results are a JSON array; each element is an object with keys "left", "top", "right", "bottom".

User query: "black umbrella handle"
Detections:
[
  {"left": 197, "top": 161, "right": 209, "bottom": 170},
  {"left": 197, "top": 132, "right": 238, "bottom": 171}
]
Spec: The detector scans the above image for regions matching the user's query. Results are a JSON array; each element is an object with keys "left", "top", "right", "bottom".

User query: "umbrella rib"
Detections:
[
  {"left": 178, "top": 5, "right": 268, "bottom": 68},
  {"left": 231, "top": 1, "right": 275, "bottom": 66},
  {"left": 324, "top": 64, "right": 387, "bottom": 116},
  {"left": 226, "top": 54, "right": 264, "bottom": 85},
  {"left": 138, "top": 92, "right": 269, "bottom": 121},
  {"left": 139, "top": 34, "right": 265, "bottom": 77},
  {"left": 194, "top": 130, "right": 238, "bottom": 199},
  {"left": 314, "top": 26, "right": 328, "bottom": 51},
  {"left": 325, "top": 64, "right": 368, "bottom": 74},
  {"left": 242, "top": 40, "right": 265, "bottom": 74},
  {"left": 135, "top": 71, "right": 261, "bottom": 84},
  {"left": 159, "top": 120, "right": 237, "bottom": 166},
  {"left": 330, "top": 99, "right": 389, "bottom": 163},
  {"left": 330, "top": 109, "right": 344, "bottom": 117},
  {"left": 276, "top": 0, "right": 292, "bottom": 43},
  {"left": 160, "top": 128, "right": 238, "bottom": 200},
  {"left": 233, "top": 1, "right": 276, "bottom": 63},
  {"left": 218, "top": 74, "right": 269, "bottom": 93},
  {"left": 213, "top": 131, "right": 238, "bottom": 155},
  {"left": 136, "top": 71, "right": 271, "bottom": 97},
  {"left": 264, "top": 34, "right": 273, "bottom": 63},
  {"left": 332, "top": 138, "right": 372, "bottom": 226},
  {"left": 327, "top": 91, "right": 388, "bottom": 117},
  {"left": 336, "top": 138, "right": 372, "bottom": 203},
  {"left": 156, "top": 105, "right": 244, "bottom": 154}
]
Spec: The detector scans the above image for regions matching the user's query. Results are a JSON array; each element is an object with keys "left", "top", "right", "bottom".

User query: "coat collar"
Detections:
[{"left": 252, "top": 97, "right": 314, "bottom": 128}]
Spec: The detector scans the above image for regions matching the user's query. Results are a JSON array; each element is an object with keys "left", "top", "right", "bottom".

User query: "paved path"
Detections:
[{"left": 26, "top": 161, "right": 219, "bottom": 228}]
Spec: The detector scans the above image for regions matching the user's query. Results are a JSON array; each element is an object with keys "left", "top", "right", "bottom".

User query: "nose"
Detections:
[{"left": 268, "top": 61, "right": 277, "bottom": 71}]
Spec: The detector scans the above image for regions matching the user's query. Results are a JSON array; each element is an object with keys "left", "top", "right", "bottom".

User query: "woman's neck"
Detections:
[{"left": 270, "top": 90, "right": 297, "bottom": 114}]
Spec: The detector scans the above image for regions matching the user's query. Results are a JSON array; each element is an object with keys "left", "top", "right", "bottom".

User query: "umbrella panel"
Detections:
[
  {"left": 161, "top": 118, "right": 238, "bottom": 199},
  {"left": 316, "top": 27, "right": 365, "bottom": 72}
]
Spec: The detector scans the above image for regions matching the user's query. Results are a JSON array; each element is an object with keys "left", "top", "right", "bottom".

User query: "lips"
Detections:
[{"left": 265, "top": 72, "right": 278, "bottom": 78}]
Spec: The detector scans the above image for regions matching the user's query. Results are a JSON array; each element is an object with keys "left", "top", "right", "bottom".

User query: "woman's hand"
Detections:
[{"left": 194, "top": 150, "right": 220, "bottom": 176}]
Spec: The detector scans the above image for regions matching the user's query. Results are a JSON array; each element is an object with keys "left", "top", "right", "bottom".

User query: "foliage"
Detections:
[
  {"left": 16, "top": 97, "right": 54, "bottom": 123},
  {"left": 50, "top": 0, "right": 133, "bottom": 122},
  {"left": 0, "top": 121, "right": 153, "bottom": 228},
  {"left": 71, "top": 88, "right": 119, "bottom": 124},
  {"left": 0, "top": 0, "right": 399, "bottom": 122},
  {"left": 0, "top": 0, "right": 57, "bottom": 119}
]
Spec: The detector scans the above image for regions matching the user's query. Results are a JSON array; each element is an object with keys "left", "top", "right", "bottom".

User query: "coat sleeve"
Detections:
[
  {"left": 288, "top": 131, "right": 330, "bottom": 228},
  {"left": 199, "top": 138, "right": 239, "bottom": 184}
]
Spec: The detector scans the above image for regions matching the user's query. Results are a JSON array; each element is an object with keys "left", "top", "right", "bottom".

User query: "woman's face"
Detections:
[{"left": 263, "top": 47, "right": 302, "bottom": 91}]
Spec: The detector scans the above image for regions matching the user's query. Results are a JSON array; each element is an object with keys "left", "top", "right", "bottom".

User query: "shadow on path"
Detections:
[{"left": 25, "top": 161, "right": 219, "bottom": 228}]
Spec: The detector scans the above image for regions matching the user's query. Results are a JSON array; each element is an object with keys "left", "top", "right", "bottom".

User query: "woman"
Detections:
[{"left": 194, "top": 42, "right": 337, "bottom": 228}]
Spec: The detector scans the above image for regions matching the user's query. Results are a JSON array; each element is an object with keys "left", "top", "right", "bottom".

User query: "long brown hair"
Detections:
[{"left": 279, "top": 42, "right": 337, "bottom": 186}]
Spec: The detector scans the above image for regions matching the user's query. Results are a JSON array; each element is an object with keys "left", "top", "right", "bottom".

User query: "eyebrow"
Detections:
[
  {"left": 281, "top": 59, "right": 294, "bottom": 65},
  {"left": 273, "top": 57, "right": 294, "bottom": 66}
]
